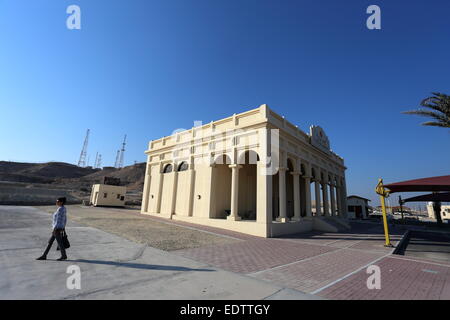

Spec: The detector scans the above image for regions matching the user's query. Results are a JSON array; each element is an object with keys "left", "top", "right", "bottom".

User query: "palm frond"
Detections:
[{"left": 403, "top": 92, "right": 450, "bottom": 129}]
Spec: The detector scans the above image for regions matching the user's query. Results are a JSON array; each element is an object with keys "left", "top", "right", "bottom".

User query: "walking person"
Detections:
[{"left": 36, "top": 197, "right": 68, "bottom": 261}]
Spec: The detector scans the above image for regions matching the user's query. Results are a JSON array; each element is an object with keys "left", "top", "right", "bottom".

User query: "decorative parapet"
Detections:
[{"left": 145, "top": 104, "right": 344, "bottom": 166}]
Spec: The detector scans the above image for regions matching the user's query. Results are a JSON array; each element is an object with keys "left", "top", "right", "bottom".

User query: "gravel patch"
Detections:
[{"left": 35, "top": 205, "right": 239, "bottom": 251}]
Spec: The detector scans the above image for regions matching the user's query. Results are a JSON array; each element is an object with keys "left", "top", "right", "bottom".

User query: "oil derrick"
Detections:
[
  {"left": 114, "top": 150, "right": 120, "bottom": 168},
  {"left": 117, "top": 135, "right": 127, "bottom": 169},
  {"left": 94, "top": 152, "right": 98, "bottom": 168},
  {"left": 96, "top": 154, "right": 102, "bottom": 169},
  {"left": 77, "top": 129, "right": 90, "bottom": 167}
]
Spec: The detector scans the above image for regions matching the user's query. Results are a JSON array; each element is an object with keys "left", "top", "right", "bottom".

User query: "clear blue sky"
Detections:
[{"left": 0, "top": 0, "right": 449, "bottom": 205}]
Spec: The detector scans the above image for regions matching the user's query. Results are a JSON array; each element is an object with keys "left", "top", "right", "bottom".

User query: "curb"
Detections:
[{"left": 392, "top": 230, "right": 410, "bottom": 255}]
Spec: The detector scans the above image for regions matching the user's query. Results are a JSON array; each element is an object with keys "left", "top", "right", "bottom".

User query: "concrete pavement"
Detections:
[{"left": 0, "top": 206, "right": 317, "bottom": 300}]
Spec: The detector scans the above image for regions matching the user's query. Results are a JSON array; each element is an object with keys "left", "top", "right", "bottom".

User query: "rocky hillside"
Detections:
[
  {"left": 69, "top": 162, "right": 146, "bottom": 189},
  {"left": 0, "top": 161, "right": 146, "bottom": 190},
  {"left": 0, "top": 161, "right": 100, "bottom": 183},
  {"left": 0, "top": 161, "right": 146, "bottom": 205}
]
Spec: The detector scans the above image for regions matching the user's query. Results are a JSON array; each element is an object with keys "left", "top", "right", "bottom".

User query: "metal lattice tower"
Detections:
[
  {"left": 94, "top": 152, "right": 98, "bottom": 168},
  {"left": 97, "top": 154, "right": 102, "bottom": 169},
  {"left": 118, "top": 134, "right": 127, "bottom": 169},
  {"left": 114, "top": 150, "right": 120, "bottom": 168},
  {"left": 77, "top": 129, "right": 90, "bottom": 167}
]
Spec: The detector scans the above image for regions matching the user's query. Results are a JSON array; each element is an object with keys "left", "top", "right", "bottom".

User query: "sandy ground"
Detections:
[{"left": 35, "top": 205, "right": 239, "bottom": 251}]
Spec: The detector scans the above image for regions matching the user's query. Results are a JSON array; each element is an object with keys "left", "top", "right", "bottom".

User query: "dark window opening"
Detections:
[
  {"left": 178, "top": 162, "right": 188, "bottom": 171},
  {"left": 163, "top": 164, "right": 173, "bottom": 173}
]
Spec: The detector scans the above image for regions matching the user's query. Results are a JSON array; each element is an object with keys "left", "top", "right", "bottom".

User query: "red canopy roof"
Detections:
[
  {"left": 403, "top": 192, "right": 450, "bottom": 203},
  {"left": 384, "top": 175, "right": 450, "bottom": 193}
]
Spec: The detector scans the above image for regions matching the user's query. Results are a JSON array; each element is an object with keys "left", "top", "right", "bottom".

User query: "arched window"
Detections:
[
  {"left": 163, "top": 164, "right": 173, "bottom": 173},
  {"left": 311, "top": 168, "right": 316, "bottom": 179},
  {"left": 177, "top": 162, "right": 188, "bottom": 172}
]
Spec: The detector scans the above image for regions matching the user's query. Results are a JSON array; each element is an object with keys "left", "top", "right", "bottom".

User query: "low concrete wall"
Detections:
[
  {"left": 269, "top": 219, "right": 313, "bottom": 237},
  {"left": 313, "top": 217, "right": 339, "bottom": 232},
  {"left": 141, "top": 211, "right": 320, "bottom": 237},
  {"left": 142, "top": 211, "right": 268, "bottom": 237},
  {"left": 333, "top": 217, "right": 351, "bottom": 229}
]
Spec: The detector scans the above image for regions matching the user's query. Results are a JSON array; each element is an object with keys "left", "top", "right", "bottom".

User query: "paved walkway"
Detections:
[
  {"left": 0, "top": 206, "right": 316, "bottom": 300},
  {"left": 2, "top": 206, "right": 449, "bottom": 300},
  {"left": 170, "top": 220, "right": 450, "bottom": 299}
]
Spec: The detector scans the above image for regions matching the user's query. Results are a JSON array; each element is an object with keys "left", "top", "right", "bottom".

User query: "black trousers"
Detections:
[{"left": 43, "top": 229, "right": 67, "bottom": 257}]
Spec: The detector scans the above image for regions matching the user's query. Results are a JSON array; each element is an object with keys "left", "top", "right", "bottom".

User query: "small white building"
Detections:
[
  {"left": 90, "top": 184, "right": 127, "bottom": 207},
  {"left": 347, "top": 195, "right": 370, "bottom": 219},
  {"left": 426, "top": 202, "right": 450, "bottom": 220}
]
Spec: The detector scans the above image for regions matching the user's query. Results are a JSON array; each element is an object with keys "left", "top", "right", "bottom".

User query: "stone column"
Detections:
[
  {"left": 141, "top": 163, "right": 151, "bottom": 213},
  {"left": 335, "top": 178, "right": 341, "bottom": 216},
  {"left": 314, "top": 178, "right": 321, "bottom": 216},
  {"left": 322, "top": 181, "right": 330, "bottom": 216},
  {"left": 291, "top": 171, "right": 301, "bottom": 221},
  {"left": 170, "top": 169, "right": 179, "bottom": 216},
  {"left": 156, "top": 164, "right": 164, "bottom": 213},
  {"left": 278, "top": 167, "right": 288, "bottom": 222},
  {"left": 303, "top": 175, "right": 312, "bottom": 217},
  {"left": 228, "top": 164, "right": 242, "bottom": 221},
  {"left": 341, "top": 177, "right": 348, "bottom": 219},
  {"left": 330, "top": 182, "right": 336, "bottom": 216},
  {"left": 187, "top": 164, "right": 196, "bottom": 217}
]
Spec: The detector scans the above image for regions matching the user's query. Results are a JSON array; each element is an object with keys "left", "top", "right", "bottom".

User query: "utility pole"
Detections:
[
  {"left": 77, "top": 129, "right": 90, "bottom": 167},
  {"left": 399, "top": 195, "right": 404, "bottom": 223}
]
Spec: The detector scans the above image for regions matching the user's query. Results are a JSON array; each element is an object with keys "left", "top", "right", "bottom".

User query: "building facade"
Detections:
[
  {"left": 427, "top": 202, "right": 450, "bottom": 220},
  {"left": 141, "top": 105, "right": 349, "bottom": 237},
  {"left": 347, "top": 195, "right": 371, "bottom": 219},
  {"left": 90, "top": 184, "right": 127, "bottom": 207}
]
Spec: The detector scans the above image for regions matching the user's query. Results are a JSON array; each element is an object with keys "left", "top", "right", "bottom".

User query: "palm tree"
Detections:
[{"left": 403, "top": 92, "right": 450, "bottom": 128}]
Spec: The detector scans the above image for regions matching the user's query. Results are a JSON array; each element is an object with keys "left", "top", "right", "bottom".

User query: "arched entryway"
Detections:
[
  {"left": 299, "top": 163, "right": 307, "bottom": 217},
  {"left": 311, "top": 168, "right": 321, "bottom": 216},
  {"left": 286, "top": 159, "right": 294, "bottom": 219},
  {"left": 272, "top": 170, "right": 279, "bottom": 221},
  {"left": 211, "top": 155, "right": 232, "bottom": 219},
  {"left": 237, "top": 150, "right": 258, "bottom": 220}
]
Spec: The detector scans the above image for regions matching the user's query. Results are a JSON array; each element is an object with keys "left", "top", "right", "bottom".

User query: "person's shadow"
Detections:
[{"left": 72, "top": 259, "right": 215, "bottom": 272}]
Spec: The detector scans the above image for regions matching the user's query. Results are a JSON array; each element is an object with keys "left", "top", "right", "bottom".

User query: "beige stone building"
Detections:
[
  {"left": 90, "top": 184, "right": 126, "bottom": 207},
  {"left": 426, "top": 202, "right": 450, "bottom": 220},
  {"left": 141, "top": 105, "right": 349, "bottom": 237}
]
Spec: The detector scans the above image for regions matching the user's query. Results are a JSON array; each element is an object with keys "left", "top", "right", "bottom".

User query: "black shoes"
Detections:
[{"left": 36, "top": 255, "right": 67, "bottom": 261}]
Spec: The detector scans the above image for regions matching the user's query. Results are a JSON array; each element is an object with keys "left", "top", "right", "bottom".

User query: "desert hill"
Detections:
[
  {"left": 0, "top": 161, "right": 100, "bottom": 183},
  {"left": 0, "top": 161, "right": 146, "bottom": 205},
  {"left": 64, "top": 162, "right": 146, "bottom": 189}
]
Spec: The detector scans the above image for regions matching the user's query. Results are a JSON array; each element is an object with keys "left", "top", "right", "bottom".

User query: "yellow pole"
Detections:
[
  {"left": 379, "top": 193, "right": 392, "bottom": 247},
  {"left": 376, "top": 179, "right": 392, "bottom": 247}
]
